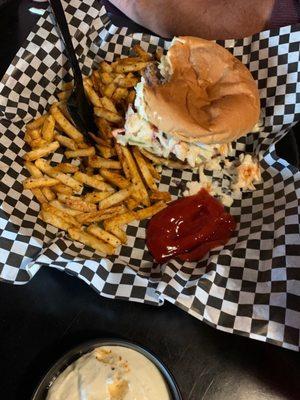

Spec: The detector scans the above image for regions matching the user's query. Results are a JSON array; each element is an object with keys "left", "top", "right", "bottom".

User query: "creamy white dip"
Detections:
[{"left": 46, "top": 346, "right": 170, "bottom": 400}]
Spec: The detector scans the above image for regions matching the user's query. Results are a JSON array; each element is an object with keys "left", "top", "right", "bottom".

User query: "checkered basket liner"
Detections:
[{"left": 0, "top": 0, "right": 299, "bottom": 350}]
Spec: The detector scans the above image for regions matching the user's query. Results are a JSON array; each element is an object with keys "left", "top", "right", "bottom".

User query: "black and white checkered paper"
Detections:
[{"left": 0, "top": 0, "right": 300, "bottom": 350}]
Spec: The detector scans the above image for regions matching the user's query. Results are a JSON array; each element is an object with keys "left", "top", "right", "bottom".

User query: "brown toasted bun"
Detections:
[{"left": 143, "top": 36, "right": 260, "bottom": 145}]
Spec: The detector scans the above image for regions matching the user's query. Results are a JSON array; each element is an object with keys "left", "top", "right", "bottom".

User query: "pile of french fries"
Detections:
[{"left": 22, "top": 45, "right": 171, "bottom": 257}]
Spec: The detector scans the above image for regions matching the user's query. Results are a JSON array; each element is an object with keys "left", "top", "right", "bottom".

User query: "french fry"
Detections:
[
  {"left": 100, "top": 72, "right": 113, "bottom": 85},
  {"left": 135, "top": 201, "right": 166, "bottom": 220},
  {"left": 23, "top": 141, "right": 60, "bottom": 161},
  {"left": 76, "top": 205, "right": 126, "bottom": 225},
  {"left": 99, "top": 188, "right": 132, "bottom": 209},
  {"left": 144, "top": 158, "right": 161, "bottom": 180},
  {"left": 35, "top": 159, "right": 83, "bottom": 192},
  {"left": 64, "top": 147, "right": 96, "bottom": 159},
  {"left": 57, "top": 90, "right": 71, "bottom": 101},
  {"left": 100, "top": 169, "right": 130, "bottom": 189},
  {"left": 25, "top": 161, "right": 43, "bottom": 178},
  {"left": 24, "top": 130, "right": 33, "bottom": 145},
  {"left": 132, "top": 147, "right": 158, "bottom": 191},
  {"left": 114, "top": 143, "right": 131, "bottom": 179},
  {"left": 104, "top": 211, "right": 137, "bottom": 228},
  {"left": 52, "top": 163, "right": 79, "bottom": 174},
  {"left": 41, "top": 115, "right": 55, "bottom": 142},
  {"left": 28, "top": 128, "right": 41, "bottom": 140},
  {"left": 150, "top": 191, "right": 171, "bottom": 202},
  {"left": 42, "top": 203, "right": 79, "bottom": 227},
  {"left": 88, "top": 155, "right": 121, "bottom": 170},
  {"left": 103, "top": 224, "right": 127, "bottom": 244},
  {"left": 114, "top": 61, "right": 149, "bottom": 73},
  {"left": 96, "top": 144, "right": 116, "bottom": 159},
  {"left": 112, "top": 87, "right": 128, "bottom": 103},
  {"left": 26, "top": 114, "right": 47, "bottom": 130},
  {"left": 77, "top": 142, "right": 90, "bottom": 149},
  {"left": 31, "top": 188, "right": 48, "bottom": 204},
  {"left": 73, "top": 172, "right": 115, "bottom": 192},
  {"left": 114, "top": 75, "right": 139, "bottom": 88},
  {"left": 49, "top": 200, "right": 82, "bottom": 216},
  {"left": 125, "top": 197, "right": 141, "bottom": 210},
  {"left": 23, "top": 177, "right": 59, "bottom": 189},
  {"left": 41, "top": 187, "right": 56, "bottom": 201},
  {"left": 52, "top": 184, "right": 74, "bottom": 196},
  {"left": 95, "top": 117, "right": 113, "bottom": 141},
  {"left": 121, "top": 146, "right": 150, "bottom": 206},
  {"left": 133, "top": 44, "right": 152, "bottom": 61},
  {"left": 68, "top": 227, "right": 115, "bottom": 255},
  {"left": 99, "top": 61, "right": 113, "bottom": 73},
  {"left": 101, "top": 96, "right": 117, "bottom": 113},
  {"left": 29, "top": 138, "right": 48, "bottom": 149},
  {"left": 41, "top": 210, "right": 71, "bottom": 231},
  {"left": 50, "top": 106, "right": 84, "bottom": 142},
  {"left": 84, "top": 191, "right": 112, "bottom": 203},
  {"left": 103, "top": 82, "right": 116, "bottom": 98},
  {"left": 94, "top": 107, "right": 122, "bottom": 124},
  {"left": 87, "top": 224, "right": 121, "bottom": 247},
  {"left": 84, "top": 80, "right": 102, "bottom": 107},
  {"left": 58, "top": 194, "right": 97, "bottom": 212},
  {"left": 55, "top": 134, "right": 78, "bottom": 150}
]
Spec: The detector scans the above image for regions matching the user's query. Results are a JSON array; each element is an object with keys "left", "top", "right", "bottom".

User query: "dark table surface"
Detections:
[{"left": 0, "top": 2, "right": 300, "bottom": 400}]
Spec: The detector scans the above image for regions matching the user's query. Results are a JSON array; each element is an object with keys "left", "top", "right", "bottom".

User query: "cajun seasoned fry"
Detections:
[
  {"left": 23, "top": 141, "right": 60, "bottom": 161},
  {"left": 99, "top": 169, "right": 130, "bottom": 189},
  {"left": 96, "top": 144, "right": 116, "bottom": 159},
  {"left": 27, "top": 114, "right": 47, "bottom": 130},
  {"left": 55, "top": 134, "right": 78, "bottom": 150},
  {"left": 57, "top": 90, "right": 71, "bottom": 101},
  {"left": 112, "top": 87, "right": 128, "bottom": 103},
  {"left": 31, "top": 188, "right": 48, "bottom": 204},
  {"left": 133, "top": 44, "right": 152, "bottom": 61},
  {"left": 42, "top": 203, "right": 79, "bottom": 227},
  {"left": 84, "top": 191, "right": 112, "bottom": 203},
  {"left": 99, "top": 188, "right": 132, "bottom": 209},
  {"left": 104, "top": 211, "right": 137, "bottom": 228},
  {"left": 52, "top": 184, "right": 74, "bottom": 196},
  {"left": 76, "top": 205, "right": 126, "bottom": 225},
  {"left": 101, "top": 96, "right": 118, "bottom": 114},
  {"left": 88, "top": 155, "right": 121, "bottom": 170},
  {"left": 23, "top": 177, "right": 59, "bottom": 189},
  {"left": 100, "top": 72, "right": 113, "bottom": 85},
  {"left": 58, "top": 194, "right": 97, "bottom": 213},
  {"left": 114, "top": 75, "right": 139, "bottom": 88},
  {"left": 73, "top": 171, "right": 115, "bottom": 192},
  {"left": 99, "top": 61, "right": 113, "bottom": 73},
  {"left": 114, "top": 143, "right": 131, "bottom": 179},
  {"left": 103, "top": 224, "right": 127, "bottom": 244},
  {"left": 114, "top": 61, "right": 150, "bottom": 73},
  {"left": 144, "top": 158, "right": 161, "bottom": 180},
  {"left": 135, "top": 201, "right": 166, "bottom": 220},
  {"left": 150, "top": 191, "right": 171, "bottom": 202},
  {"left": 87, "top": 224, "right": 121, "bottom": 248},
  {"left": 103, "top": 82, "right": 116, "bottom": 98},
  {"left": 83, "top": 80, "right": 102, "bottom": 107},
  {"left": 121, "top": 146, "right": 150, "bottom": 206},
  {"left": 50, "top": 106, "right": 84, "bottom": 142},
  {"left": 49, "top": 200, "right": 82, "bottom": 216},
  {"left": 41, "top": 209, "right": 71, "bottom": 231},
  {"left": 94, "top": 107, "right": 122, "bottom": 124},
  {"left": 127, "top": 90, "right": 136, "bottom": 104},
  {"left": 95, "top": 117, "right": 113, "bottom": 141},
  {"left": 132, "top": 147, "right": 158, "bottom": 191},
  {"left": 41, "top": 187, "right": 56, "bottom": 201},
  {"left": 125, "top": 197, "right": 140, "bottom": 210},
  {"left": 52, "top": 163, "right": 79, "bottom": 174},
  {"left": 68, "top": 227, "right": 115, "bottom": 255},
  {"left": 64, "top": 147, "right": 96, "bottom": 159},
  {"left": 35, "top": 159, "right": 83, "bottom": 192}
]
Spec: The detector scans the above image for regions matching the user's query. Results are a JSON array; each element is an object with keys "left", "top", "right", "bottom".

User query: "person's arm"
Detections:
[{"left": 108, "top": 0, "right": 299, "bottom": 39}]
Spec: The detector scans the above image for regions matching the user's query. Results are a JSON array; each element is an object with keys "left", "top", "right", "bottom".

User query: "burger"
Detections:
[{"left": 113, "top": 36, "right": 260, "bottom": 169}]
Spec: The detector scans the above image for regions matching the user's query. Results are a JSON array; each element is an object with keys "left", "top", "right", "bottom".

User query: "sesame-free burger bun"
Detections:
[{"left": 143, "top": 36, "right": 260, "bottom": 145}]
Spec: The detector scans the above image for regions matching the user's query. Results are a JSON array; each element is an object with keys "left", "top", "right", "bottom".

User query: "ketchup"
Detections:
[{"left": 146, "top": 189, "right": 236, "bottom": 263}]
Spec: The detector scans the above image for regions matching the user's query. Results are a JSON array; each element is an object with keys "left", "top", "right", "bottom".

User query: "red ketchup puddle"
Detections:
[{"left": 146, "top": 189, "right": 236, "bottom": 263}]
